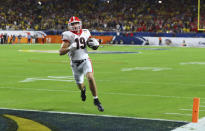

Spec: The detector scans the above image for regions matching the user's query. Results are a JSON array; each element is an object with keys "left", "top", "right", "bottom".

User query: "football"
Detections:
[{"left": 87, "top": 38, "right": 99, "bottom": 50}]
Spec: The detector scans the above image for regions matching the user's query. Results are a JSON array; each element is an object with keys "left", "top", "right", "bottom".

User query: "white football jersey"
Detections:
[{"left": 62, "top": 29, "right": 91, "bottom": 60}]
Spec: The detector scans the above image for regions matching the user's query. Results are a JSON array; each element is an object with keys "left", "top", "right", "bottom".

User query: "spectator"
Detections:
[
  {"left": 42, "top": 34, "right": 46, "bottom": 44},
  {"left": 18, "top": 34, "right": 22, "bottom": 43},
  {"left": 0, "top": 33, "right": 3, "bottom": 44},
  {"left": 12, "top": 35, "right": 16, "bottom": 44},
  {"left": 9, "top": 35, "right": 13, "bottom": 44},
  {"left": 0, "top": 0, "right": 203, "bottom": 33},
  {"left": 27, "top": 33, "right": 31, "bottom": 44},
  {"left": 3, "top": 33, "right": 8, "bottom": 44}
]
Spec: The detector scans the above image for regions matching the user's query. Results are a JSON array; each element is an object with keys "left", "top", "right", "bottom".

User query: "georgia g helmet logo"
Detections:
[{"left": 68, "top": 16, "right": 82, "bottom": 32}]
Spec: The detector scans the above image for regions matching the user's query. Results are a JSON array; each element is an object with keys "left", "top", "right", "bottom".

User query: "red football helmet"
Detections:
[{"left": 68, "top": 16, "right": 82, "bottom": 32}]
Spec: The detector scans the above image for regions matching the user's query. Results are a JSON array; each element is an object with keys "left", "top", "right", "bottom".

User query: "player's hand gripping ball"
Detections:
[{"left": 87, "top": 38, "right": 99, "bottom": 50}]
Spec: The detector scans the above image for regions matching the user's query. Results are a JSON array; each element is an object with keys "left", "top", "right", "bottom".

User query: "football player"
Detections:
[{"left": 59, "top": 16, "right": 104, "bottom": 112}]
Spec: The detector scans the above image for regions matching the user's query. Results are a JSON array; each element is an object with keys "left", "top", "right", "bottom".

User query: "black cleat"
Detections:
[
  {"left": 81, "top": 87, "right": 86, "bottom": 101},
  {"left": 94, "top": 98, "right": 104, "bottom": 112}
]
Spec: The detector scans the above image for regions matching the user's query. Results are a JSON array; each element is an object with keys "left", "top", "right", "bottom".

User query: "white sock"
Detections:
[{"left": 93, "top": 96, "right": 98, "bottom": 99}]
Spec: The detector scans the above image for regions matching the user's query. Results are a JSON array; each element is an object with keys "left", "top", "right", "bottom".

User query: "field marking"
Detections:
[
  {"left": 189, "top": 105, "right": 205, "bottom": 108},
  {"left": 103, "top": 92, "right": 205, "bottom": 99},
  {"left": 164, "top": 113, "right": 192, "bottom": 116},
  {"left": 121, "top": 67, "right": 172, "bottom": 72},
  {"left": 0, "top": 87, "right": 80, "bottom": 93},
  {"left": 4, "top": 114, "right": 51, "bottom": 131},
  {"left": 179, "top": 109, "right": 192, "bottom": 111},
  {"left": 19, "top": 77, "right": 205, "bottom": 91},
  {"left": 172, "top": 117, "right": 205, "bottom": 131},
  {"left": 20, "top": 76, "right": 74, "bottom": 83},
  {"left": 116, "top": 80, "right": 205, "bottom": 88},
  {"left": 180, "top": 62, "right": 205, "bottom": 65},
  {"left": 18, "top": 50, "right": 141, "bottom": 54},
  {"left": 20, "top": 78, "right": 74, "bottom": 83},
  {"left": 18, "top": 50, "right": 58, "bottom": 53},
  {"left": 179, "top": 109, "right": 205, "bottom": 112},
  {"left": 1, "top": 86, "right": 205, "bottom": 100},
  {"left": 0, "top": 107, "right": 188, "bottom": 123},
  {"left": 20, "top": 75, "right": 205, "bottom": 88}
]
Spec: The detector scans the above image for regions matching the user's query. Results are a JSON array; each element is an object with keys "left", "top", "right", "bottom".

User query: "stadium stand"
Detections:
[{"left": 0, "top": 0, "right": 203, "bottom": 33}]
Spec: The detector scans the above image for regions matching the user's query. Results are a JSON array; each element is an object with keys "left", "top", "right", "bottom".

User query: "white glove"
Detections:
[
  {"left": 67, "top": 42, "right": 77, "bottom": 51},
  {"left": 88, "top": 38, "right": 99, "bottom": 46}
]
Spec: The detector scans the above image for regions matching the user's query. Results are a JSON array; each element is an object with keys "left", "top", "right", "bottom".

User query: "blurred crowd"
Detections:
[{"left": 0, "top": 0, "right": 204, "bottom": 33}]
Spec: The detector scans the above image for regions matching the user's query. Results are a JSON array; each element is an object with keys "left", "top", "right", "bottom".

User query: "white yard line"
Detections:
[
  {"left": 0, "top": 107, "right": 187, "bottom": 123},
  {"left": 121, "top": 67, "right": 172, "bottom": 72},
  {"left": 20, "top": 78, "right": 74, "bottom": 83},
  {"left": 0, "top": 87, "right": 79, "bottom": 93},
  {"left": 18, "top": 49, "right": 58, "bottom": 53},
  {"left": 19, "top": 76, "right": 205, "bottom": 87},
  {"left": 172, "top": 117, "right": 205, "bottom": 131},
  {"left": 180, "top": 62, "right": 205, "bottom": 65},
  {"left": 164, "top": 113, "right": 192, "bottom": 116},
  {"left": 12, "top": 44, "right": 59, "bottom": 45},
  {"left": 188, "top": 105, "right": 205, "bottom": 108},
  {"left": 0, "top": 86, "right": 205, "bottom": 99},
  {"left": 179, "top": 109, "right": 205, "bottom": 112},
  {"left": 103, "top": 92, "right": 205, "bottom": 99},
  {"left": 107, "top": 80, "right": 205, "bottom": 88}
]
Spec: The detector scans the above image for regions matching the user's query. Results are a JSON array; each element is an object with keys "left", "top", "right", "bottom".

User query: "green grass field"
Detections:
[{"left": 0, "top": 44, "right": 205, "bottom": 123}]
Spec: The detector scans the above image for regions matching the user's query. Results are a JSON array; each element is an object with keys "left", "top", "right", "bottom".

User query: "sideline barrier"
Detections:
[
  {"left": 46, "top": 35, "right": 61, "bottom": 43},
  {"left": 0, "top": 30, "right": 46, "bottom": 44},
  {"left": 7, "top": 37, "right": 46, "bottom": 44},
  {"left": 1, "top": 35, "right": 114, "bottom": 44},
  {"left": 41, "top": 35, "right": 113, "bottom": 44},
  {"left": 1, "top": 30, "right": 205, "bottom": 45},
  {"left": 92, "top": 36, "right": 113, "bottom": 44}
]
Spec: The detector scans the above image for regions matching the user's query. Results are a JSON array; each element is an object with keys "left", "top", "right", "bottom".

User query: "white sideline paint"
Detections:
[
  {"left": 1, "top": 86, "right": 205, "bottom": 100},
  {"left": 121, "top": 67, "right": 172, "bottom": 72},
  {"left": 180, "top": 62, "right": 205, "bottom": 65},
  {"left": 172, "top": 117, "right": 205, "bottom": 131},
  {"left": 20, "top": 76, "right": 74, "bottom": 83},
  {"left": 0, "top": 107, "right": 187, "bottom": 123}
]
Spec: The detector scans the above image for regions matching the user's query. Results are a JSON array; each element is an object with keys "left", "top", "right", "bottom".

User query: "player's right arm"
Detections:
[
  {"left": 59, "top": 40, "right": 71, "bottom": 56},
  {"left": 59, "top": 32, "right": 74, "bottom": 56}
]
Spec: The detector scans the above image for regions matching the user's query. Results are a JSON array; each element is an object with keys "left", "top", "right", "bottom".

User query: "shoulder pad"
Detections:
[{"left": 62, "top": 31, "right": 73, "bottom": 41}]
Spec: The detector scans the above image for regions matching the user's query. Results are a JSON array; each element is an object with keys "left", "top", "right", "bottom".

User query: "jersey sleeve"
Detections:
[{"left": 62, "top": 32, "right": 70, "bottom": 42}]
